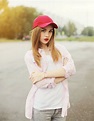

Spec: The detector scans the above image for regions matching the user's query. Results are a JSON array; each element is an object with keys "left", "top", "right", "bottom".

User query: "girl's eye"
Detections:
[
  {"left": 41, "top": 29, "right": 45, "bottom": 32},
  {"left": 49, "top": 30, "right": 53, "bottom": 33}
]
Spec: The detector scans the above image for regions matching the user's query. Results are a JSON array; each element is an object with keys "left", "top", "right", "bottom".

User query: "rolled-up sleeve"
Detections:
[
  {"left": 62, "top": 46, "right": 76, "bottom": 78},
  {"left": 56, "top": 44, "right": 76, "bottom": 79}
]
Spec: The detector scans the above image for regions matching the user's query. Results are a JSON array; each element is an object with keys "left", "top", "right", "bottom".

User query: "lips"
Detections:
[{"left": 44, "top": 38, "right": 49, "bottom": 41}]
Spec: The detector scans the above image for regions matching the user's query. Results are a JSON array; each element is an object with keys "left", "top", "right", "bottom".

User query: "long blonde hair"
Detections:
[{"left": 31, "top": 27, "right": 62, "bottom": 67}]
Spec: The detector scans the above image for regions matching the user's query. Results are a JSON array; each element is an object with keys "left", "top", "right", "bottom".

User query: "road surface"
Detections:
[{"left": 0, "top": 41, "right": 94, "bottom": 121}]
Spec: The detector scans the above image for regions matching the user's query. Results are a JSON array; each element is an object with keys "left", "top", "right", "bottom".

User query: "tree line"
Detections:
[
  {"left": 0, "top": 0, "right": 41, "bottom": 39},
  {"left": 0, "top": 0, "right": 94, "bottom": 39},
  {"left": 58, "top": 22, "right": 94, "bottom": 37}
]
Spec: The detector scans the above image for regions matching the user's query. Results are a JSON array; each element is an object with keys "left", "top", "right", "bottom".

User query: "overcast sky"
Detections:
[{"left": 8, "top": 0, "right": 94, "bottom": 27}]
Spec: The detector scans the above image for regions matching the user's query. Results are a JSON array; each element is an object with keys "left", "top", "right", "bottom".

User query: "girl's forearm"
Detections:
[
  {"left": 44, "top": 57, "right": 68, "bottom": 78},
  {"left": 54, "top": 77, "right": 66, "bottom": 84},
  {"left": 44, "top": 68, "right": 66, "bottom": 78}
]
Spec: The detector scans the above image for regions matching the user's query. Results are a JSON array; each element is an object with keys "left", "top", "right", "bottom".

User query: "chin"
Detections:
[{"left": 43, "top": 41, "right": 49, "bottom": 44}]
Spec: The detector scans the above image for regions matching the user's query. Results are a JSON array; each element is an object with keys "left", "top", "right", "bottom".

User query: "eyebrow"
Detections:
[
  {"left": 41, "top": 28, "right": 45, "bottom": 30},
  {"left": 41, "top": 28, "right": 53, "bottom": 31}
]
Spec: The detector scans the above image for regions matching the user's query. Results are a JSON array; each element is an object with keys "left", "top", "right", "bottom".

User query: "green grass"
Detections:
[
  {"left": 76, "top": 36, "right": 94, "bottom": 42},
  {"left": 56, "top": 36, "right": 94, "bottom": 42}
]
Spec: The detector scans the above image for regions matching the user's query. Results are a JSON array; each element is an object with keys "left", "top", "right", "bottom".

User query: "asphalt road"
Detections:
[{"left": 0, "top": 41, "right": 94, "bottom": 121}]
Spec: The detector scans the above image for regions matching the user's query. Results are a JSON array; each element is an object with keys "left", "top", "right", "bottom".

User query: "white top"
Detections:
[
  {"left": 33, "top": 54, "right": 65, "bottom": 110},
  {"left": 24, "top": 44, "right": 76, "bottom": 119}
]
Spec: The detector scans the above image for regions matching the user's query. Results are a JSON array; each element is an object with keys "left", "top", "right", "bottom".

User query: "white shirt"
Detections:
[
  {"left": 24, "top": 44, "right": 76, "bottom": 119},
  {"left": 33, "top": 54, "right": 65, "bottom": 110}
]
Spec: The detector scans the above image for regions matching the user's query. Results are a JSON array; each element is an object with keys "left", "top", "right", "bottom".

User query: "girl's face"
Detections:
[{"left": 40, "top": 25, "right": 53, "bottom": 46}]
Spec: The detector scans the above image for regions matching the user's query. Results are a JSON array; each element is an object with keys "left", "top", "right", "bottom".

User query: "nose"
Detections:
[{"left": 45, "top": 31, "right": 49, "bottom": 37}]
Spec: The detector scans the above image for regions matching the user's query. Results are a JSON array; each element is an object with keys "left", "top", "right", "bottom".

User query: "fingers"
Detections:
[
  {"left": 29, "top": 71, "right": 43, "bottom": 84},
  {"left": 29, "top": 75, "right": 36, "bottom": 83}
]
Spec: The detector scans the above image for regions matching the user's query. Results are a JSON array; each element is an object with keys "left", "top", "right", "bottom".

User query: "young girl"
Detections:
[{"left": 24, "top": 15, "right": 76, "bottom": 121}]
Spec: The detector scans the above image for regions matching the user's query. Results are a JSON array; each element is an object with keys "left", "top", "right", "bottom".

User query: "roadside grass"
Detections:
[
  {"left": 0, "top": 36, "right": 94, "bottom": 42},
  {"left": 56, "top": 36, "right": 94, "bottom": 42}
]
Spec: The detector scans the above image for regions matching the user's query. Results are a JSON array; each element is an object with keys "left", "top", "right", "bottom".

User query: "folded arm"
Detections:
[
  {"left": 44, "top": 46, "right": 76, "bottom": 79},
  {"left": 30, "top": 57, "right": 68, "bottom": 84},
  {"left": 31, "top": 50, "right": 76, "bottom": 84},
  {"left": 25, "top": 47, "right": 76, "bottom": 88}
]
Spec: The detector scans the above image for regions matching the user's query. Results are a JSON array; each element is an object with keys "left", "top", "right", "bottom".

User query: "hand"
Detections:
[{"left": 29, "top": 71, "right": 45, "bottom": 84}]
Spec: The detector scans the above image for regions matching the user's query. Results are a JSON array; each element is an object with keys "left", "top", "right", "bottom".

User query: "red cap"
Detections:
[{"left": 32, "top": 15, "right": 58, "bottom": 29}]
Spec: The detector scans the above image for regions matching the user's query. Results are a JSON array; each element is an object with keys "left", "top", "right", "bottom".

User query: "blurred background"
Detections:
[
  {"left": 0, "top": 0, "right": 94, "bottom": 121},
  {"left": 0, "top": 0, "right": 94, "bottom": 41}
]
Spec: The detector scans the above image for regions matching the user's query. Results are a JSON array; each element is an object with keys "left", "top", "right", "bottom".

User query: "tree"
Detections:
[
  {"left": 0, "top": 5, "right": 41, "bottom": 39},
  {"left": 81, "top": 27, "right": 94, "bottom": 36},
  {"left": 62, "top": 21, "right": 77, "bottom": 37},
  {"left": 0, "top": 0, "right": 8, "bottom": 10}
]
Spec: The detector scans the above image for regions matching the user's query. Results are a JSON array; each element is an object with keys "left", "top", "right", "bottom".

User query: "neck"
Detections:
[
  {"left": 40, "top": 44, "right": 50, "bottom": 55},
  {"left": 41, "top": 44, "right": 48, "bottom": 50}
]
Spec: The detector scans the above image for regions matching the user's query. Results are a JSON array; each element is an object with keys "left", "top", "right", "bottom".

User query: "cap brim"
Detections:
[{"left": 39, "top": 22, "right": 58, "bottom": 29}]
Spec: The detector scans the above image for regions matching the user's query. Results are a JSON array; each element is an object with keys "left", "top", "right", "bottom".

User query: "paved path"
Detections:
[{"left": 0, "top": 41, "right": 94, "bottom": 121}]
